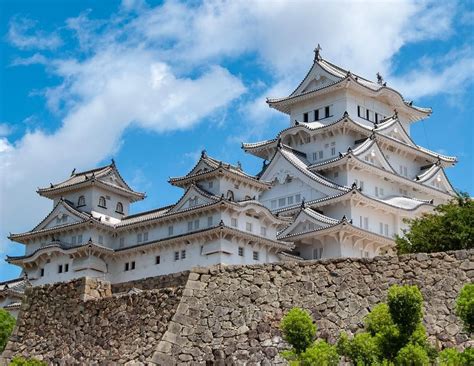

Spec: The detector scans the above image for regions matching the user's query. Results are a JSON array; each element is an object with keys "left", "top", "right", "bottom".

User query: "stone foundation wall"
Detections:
[
  {"left": 1, "top": 250, "right": 472, "bottom": 365},
  {"left": 111, "top": 271, "right": 190, "bottom": 293},
  {"left": 152, "top": 250, "right": 473, "bottom": 365},
  {"left": 1, "top": 278, "right": 183, "bottom": 365}
]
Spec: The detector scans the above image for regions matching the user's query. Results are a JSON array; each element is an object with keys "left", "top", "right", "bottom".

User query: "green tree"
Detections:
[
  {"left": 394, "top": 344, "right": 430, "bottom": 366},
  {"left": 280, "top": 307, "right": 316, "bottom": 354},
  {"left": 455, "top": 283, "right": 474, "bottom": 333},
  {"left": 0, "top": 308, "right": 16, "bottom": 352},
  {"left": 396, "top": 194, "right": 474, "bottom": 254},
  {"left": 387, "top": 285, "right": 423, "bottom": 338},
  {"left": 9, "top": 357, "right": 47, "bottom": 366},
  {"left": 298, "top": 340, "right": 339, "bottom": 366}
]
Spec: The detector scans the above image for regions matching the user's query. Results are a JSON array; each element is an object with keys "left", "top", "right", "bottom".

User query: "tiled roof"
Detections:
[{"left": 37, "top": 162, "right": 145, "bottom": 200}]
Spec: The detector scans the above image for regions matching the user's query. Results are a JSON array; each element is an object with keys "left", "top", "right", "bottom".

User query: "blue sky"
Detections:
[{"left": 0, "top": 0, "right": 473, "bottom": 281}]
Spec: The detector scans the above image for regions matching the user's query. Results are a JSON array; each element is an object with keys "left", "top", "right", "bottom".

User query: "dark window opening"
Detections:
[
  {"left": 58, "top": 264, "right": 63, "bottom": 273},
  {"left": 156, "top": 256, "right": 161, "bottom": 265},
  {"left": 65, "top": 264, "right": 69, "bottom": 272},
  {"left": 314, "top": 109, "right": 319, "bottom": 121},
  {"left": 40, "top": 268, "right": 44, "bottom": 277},
  {"left": 98, "top": 196, "right": 107, "bottom": 208},
  {"left": 116, "top": 202, "right": 124, "bottom": 214},
  {"left": 357, "top": 106, "right": 361, "bottom": 117},
  {"left": 303, "top": 112, "right": 309, "bottom": 122},
  {"left": 125, "top": 262, "right": 129, "bottom": 271},
  {"left": 366, "top": 109, "right": 370, "bottom": 120},
  {"left": 325, "top": 106, "right": 330, "bottom": 118},
  {"left": 131, "top": 261, "right": 136, "bottom": 270}
]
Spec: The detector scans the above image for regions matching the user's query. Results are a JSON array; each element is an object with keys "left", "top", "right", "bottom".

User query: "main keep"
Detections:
[{"left": 1, "top": 48, "right": 457, "bottom": 315}]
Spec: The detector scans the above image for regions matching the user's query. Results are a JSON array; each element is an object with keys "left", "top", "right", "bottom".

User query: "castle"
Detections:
[{"left": 0, "top": 48, "right": 457, "bottom": 316}]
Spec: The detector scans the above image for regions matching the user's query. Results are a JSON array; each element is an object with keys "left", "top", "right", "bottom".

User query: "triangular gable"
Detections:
[
  {"left": 291, "top": 61, "right": 341, "bottom": 97},
  {"left": 376, "top": 119, "right": 416, "bottom": 147},
  {"left": 353, "top": 139, "right": 396, "bottom": 173},
  {"left": 417, "top": 166, "right": 456, "bottom": 195},
  {"left": 186, "top": 158, "right": 217, "bottom": 177},
  {"left": 97, "top": 169, "right": 130, "bottom": 191},
  {"left": 33, "top": 200, "right": 89, "bottom": 232},
  {"left": 278, "top": 208, "right": 338, "bottom": 238},
  {"left": 168, "top": 185, "right": 219, "bottom": 213},
  {"left": 260, "top": 147, "right": 346, "bottom": 197}
]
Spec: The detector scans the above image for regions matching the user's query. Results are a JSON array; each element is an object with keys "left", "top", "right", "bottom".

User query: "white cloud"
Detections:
[
  {"left": 0, "top": 124, "right": 13, "bottom": 137},
  {"left": 11, "top": 53, "right": 48, "bottom": 66},
  {"left": 7, "top": 17, "right": 62, "bottom": 50}
]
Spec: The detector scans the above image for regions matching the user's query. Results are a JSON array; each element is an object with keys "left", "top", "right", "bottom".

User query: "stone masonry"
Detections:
[{"left": 1, "top": 250, "right": 473, "bottom": 365}]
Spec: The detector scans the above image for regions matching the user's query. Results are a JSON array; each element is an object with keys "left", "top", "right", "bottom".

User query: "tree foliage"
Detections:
[
  {"left": 396, "top": 193, "right": 474, "bottom": 254},
  {"left": 0, "top": 309, "right": 16, "bottom": 352},
  {"left": 8, "top": 357, "right": 47, "bottom": 366},
  {"left": 387, "top": 285, "right": 424, "bottom": 337},
  {"left": 455, "top": 283, "right": 474, "bottom": 333},
  {"left": 280, "top": 307, "right": 316, "bottom": 354}
]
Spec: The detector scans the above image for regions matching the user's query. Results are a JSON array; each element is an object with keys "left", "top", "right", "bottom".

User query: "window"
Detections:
[
  {"left": 325, "top": 106, "right": 330, "bottom": 118},
  {"left": 98, "top": 235, "right": 104, "bottom": 245},
  {"left": 98, "top": 196, "right": 107, "bottom": 208},
  {"left": 287, "top": 196, "right": 294, "bottom": 205},
  {"left": 65, "top": 264, "right": 69, "bottom": 272},
  {"left": 364, "top": 217, "right": 369, "bottom": 230},
  {"left": 375, "top": 187, "right": 379, "bottom": 197},
  {"left": 253, "top": 251, "right": 259, "bottom": 260},
  {"left": 331, "top": 147, "right": 336, "bottom": 156},
  {"left": 143, "top": 232, "right": 148, "bottom": 241},
  {"left": 207, "top": 216, "right": 213, "bottom": 227},
  {"left": 116, "top": 202, "right": 124, "bottom": 213},
  {"left": 131, "top": 261, "right": 135, "bottom": 270},
  {"left": 404, "top": 166, "right": 408, "bottom": 177},
  {"left": 208, "top": 181, "right": 214, "bottom": 189},
  {"left": 194, "top": 219, "right": 200, "bottom": 230},
  {"left": 78, "top": 234, "right": 83, "bottom": 244},
  {"left": 174, "top": 251, "right": 180, "bottom": 261},
  {"left": 181, "top": 250, "right": 186, "bottom": 259},
  {"left": 226, "top": 190, "right": 234, "bottom": 201},
  {"left": 379, "top": 222, "right": 384, "bottom": 235},
  {"left": 125, "top": 262, "right": 129, "bottom": 271},
  {"left": 366, "top": 109, "right": 370, "bottom": 120},
  {"left": 314, "top": 109, "right": 319, "bottom": 121},
  {"left": 260, "top": 227, "right": 267, "bottom": 236},
  {"left": 295, "top": 194, "right": 302, "bottom": 203},
  {"left": 168, "top": 226, "right": 174, "bottom": 236},
  {"left": 313, "top": 248, "right": 323, "bottom": 259},
  {"left": 156, "top": 255, "right": 161, "bottom": 265},
  {"left": 312, "top": 152, "right": 318, "bottom": 161},
  {"left": 71, "top": 236, "right": 77, "bottom": 245},
  {"left": 58, "top": 265, "right": 63, "bottom": 273},
  {"left": 119, "top": 237, "right": 125, "bottom": 247},
  {"left": 303, "top": 112, "right": 309, "bottom": 122},
  {"left": 246, "top": 222, "right": 253, "bottom": 232},
  {"left": 40, "top": 268, "right": 44, "bottom": 277},
  {"left": 380, "top": 188, "right": 384, "bottom": 197},
  {"left": 187, "top": 221, "right": 193, "bottom": 232},
  {"left": 375, "top": 113, "right": 379, "bottom": 123},
  {"left": 137, "top": 233, "right": 143, "bottom": 243},
  {"left": 231, "top": 218, "right": 238, "bottom": 227},
  {"left": 271, "top": 200, "right": 277, "bottom": 209},
  {"left": 278, "top": 198, "right": 286, "bottom": 207},
  {"left": 77, "top": 195, "right": 85, "bottom": 207},
  {"left": 384, "top": 224, "right": 389, "bottom": 236},
  {"left": 238, "top": 247, "right": 244, "bottom": 256},
  {"left": 357, "top": 105, "right": 362, "bottom": 117},
  {"left": 318, "top": 151, "right": 323, "bottom": 159}
]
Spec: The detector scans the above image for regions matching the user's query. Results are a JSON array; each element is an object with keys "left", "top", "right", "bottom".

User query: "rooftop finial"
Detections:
[
  {"left": 376, "top": 72, "right": 384, "bottom": 85},
  {"left": 111, "top": 158, "right": 116, "bottom": 166},
  {"left": 71, "top": 168, "right": 76, "bottom": 176},
  {"left": 314, "top": 44, "right": 322, "bottom": 61},
  {"left": 301, "top": 199, "right": 306, "bottom": 209},
  {"left": 237, "top": 161, "right": 242, "bottom": 170},
  {"left": 201, "top": 149, "right": 207, "bottom": 158}
]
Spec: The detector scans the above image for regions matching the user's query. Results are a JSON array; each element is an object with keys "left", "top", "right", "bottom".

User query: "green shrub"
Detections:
[
  {"left": 438, "top": 348, "right": 462, "bottom": 366},
  {"left": 299, "top": 340, "right": 339, "bottom": 366},
  {"left": 455, "top": 283, "right": 474, "bottom": 333},
  {"left": 387, "top": 285, "right": 423, "bottom": 337},
  {"left": 365, "top": 303, "right": 394, "bottom": 335},
  {"left": 0, "top": 309, "right": 16, "bottom": 352},
  {"left": 461, "top": 347, "right": 474, "bottom": 365},
  {"left": 280, "top": 307, "right": 316, "bottom": 354},
  {"left": 9, "top": 357, "right": 47, "bottom": 366},
  {"left": 394, "top": 344, "right": 430, "bottom": 366},
  {"left": 337, "top": 332, "right": 380, "bottom": 365}
]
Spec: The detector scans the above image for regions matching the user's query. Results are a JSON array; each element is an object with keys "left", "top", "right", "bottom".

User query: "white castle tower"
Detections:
[{"left": 243, "top": 46, "right": 457, "bottom": 260}]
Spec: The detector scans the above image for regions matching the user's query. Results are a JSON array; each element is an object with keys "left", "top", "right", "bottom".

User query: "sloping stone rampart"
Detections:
[{"left": 1, "top": 250, "right": 472, "bottom": 365}]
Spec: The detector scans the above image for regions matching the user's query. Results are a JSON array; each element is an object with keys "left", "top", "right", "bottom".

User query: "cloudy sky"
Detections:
[{"left": 0, "top": 0, "right": 473, "bottom": 280}]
